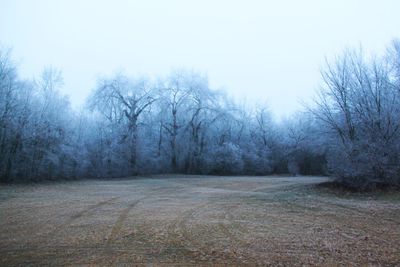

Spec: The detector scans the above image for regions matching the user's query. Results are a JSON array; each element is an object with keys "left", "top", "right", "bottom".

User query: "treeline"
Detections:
[
  {"left": 310, "top": 41, "right": 400, "bottom": 188},
  {"left": 1, "top": 40, "right": 399, "bottom": 188}
]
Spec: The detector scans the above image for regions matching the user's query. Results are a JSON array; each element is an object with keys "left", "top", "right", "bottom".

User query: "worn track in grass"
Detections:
[{"left": 0, "top": 175, "right": 399, "bottom": 266}]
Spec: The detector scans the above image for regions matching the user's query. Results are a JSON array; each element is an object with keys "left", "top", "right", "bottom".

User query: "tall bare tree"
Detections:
[{"left": 89, "top": 74, "right": 156, "bottom": 174}]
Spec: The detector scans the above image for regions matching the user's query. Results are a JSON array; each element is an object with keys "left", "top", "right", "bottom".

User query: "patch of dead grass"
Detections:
[{"left": 1, "top": 175, "right": 399, "bottom": 266}]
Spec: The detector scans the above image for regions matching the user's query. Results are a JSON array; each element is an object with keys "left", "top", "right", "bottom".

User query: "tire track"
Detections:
[
  {"left": 174, "top": 202, "right": 247, "bottom": 264},
  {"left": 106, "top": 199, "right": 142, "bottom": 245},
  {"left": 69, "top": 197, "right": 119, "bottom": 221},
  {"left": 48, "top": 197, "right": 119, "bottom": 236},
  {"left": 103, "top": 197, "right": 145, "bottom": 265}
]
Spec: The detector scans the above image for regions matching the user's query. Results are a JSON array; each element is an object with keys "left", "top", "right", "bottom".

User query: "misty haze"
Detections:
[{"left": 1, "top": 1, "right": 400, "bottom": 266}]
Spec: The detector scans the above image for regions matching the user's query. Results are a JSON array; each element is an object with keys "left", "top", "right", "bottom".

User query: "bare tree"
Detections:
[
  {"left": 311, "top": 47, "right": 400, "bottom": 187},
  {"left": 89, "top": 74, "right": 156, "bottom": 174},
  {"left": 158, "top": 70, "right": 207, "bottom": 171}
]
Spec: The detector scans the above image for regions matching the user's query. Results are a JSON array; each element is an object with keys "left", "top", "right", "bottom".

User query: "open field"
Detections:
[{"left": 1, "top": 175, "right": 400, "bottom": 266}]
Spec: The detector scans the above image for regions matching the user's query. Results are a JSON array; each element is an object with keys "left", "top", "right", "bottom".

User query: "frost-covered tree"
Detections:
[
  {"left": 281, "top": 113, "right": 326, "bottom": 176},
  {"left": 156, "top": 70, "right": 221, "bottom": 172},
  {"left": 0, "top": 53, "right": 79, "bottom": 182},
  {"left": 88, "top": 74, "right": 156, "bottom": 175},
  {"left": 3, "top": 40, "right": 399, "bottom": 184},
  {"left": 312, "top": 46, "right": 400, "bottom": 187}
]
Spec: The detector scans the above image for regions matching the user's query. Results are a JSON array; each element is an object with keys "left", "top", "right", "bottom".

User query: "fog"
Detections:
[
  {"left": 1, "top": 0, "right": 399, "bottom": 117},
  {"left": 1, "top": 4, "right": 400, "bottom": 265}
]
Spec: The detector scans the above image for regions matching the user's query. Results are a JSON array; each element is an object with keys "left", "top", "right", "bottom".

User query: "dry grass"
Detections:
[{"left": 1, "top": 175, "right": 399, "bottom": 266}]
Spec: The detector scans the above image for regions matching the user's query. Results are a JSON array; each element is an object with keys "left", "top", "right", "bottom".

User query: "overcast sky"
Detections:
[{"left": 1, "top": 0, "right": 399, "bottom": 117}]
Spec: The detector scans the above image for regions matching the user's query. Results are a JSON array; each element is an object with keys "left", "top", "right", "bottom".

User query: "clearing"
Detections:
[{"left": 0, "top": 175, "right": 399, "bottom": 266}]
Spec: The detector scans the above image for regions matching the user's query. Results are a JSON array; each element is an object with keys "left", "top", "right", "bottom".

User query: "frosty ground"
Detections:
[{"left": 1, "top": 175, "right": 399, "bottom": 266}]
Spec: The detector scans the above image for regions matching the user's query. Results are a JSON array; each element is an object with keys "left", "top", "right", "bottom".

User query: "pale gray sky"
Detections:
[{"left": 1, "top": 0, "right": 399, "bottom": 117}]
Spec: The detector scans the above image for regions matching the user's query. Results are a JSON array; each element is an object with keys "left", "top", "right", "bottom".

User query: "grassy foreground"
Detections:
[{"left": 1, "top": 175, "right": 399, "bottom": 266}]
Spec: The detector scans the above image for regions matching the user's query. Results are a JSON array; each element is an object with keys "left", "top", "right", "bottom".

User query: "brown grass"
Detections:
[{"left": 0, "top": 175, "right": 399, "bottom": 266}]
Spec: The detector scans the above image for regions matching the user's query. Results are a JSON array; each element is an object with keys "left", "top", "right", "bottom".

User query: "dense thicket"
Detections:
[
  {"left": 1, "top": 40, "right": 399, "bottom": 188},
  {"left": 311, "top": 41, "right": 400, "bottom": 188}
]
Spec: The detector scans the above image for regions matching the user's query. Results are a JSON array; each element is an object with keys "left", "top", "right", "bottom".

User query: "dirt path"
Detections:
[{"left": 0, "top": 176, "right": 399, "bottom": 266}]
